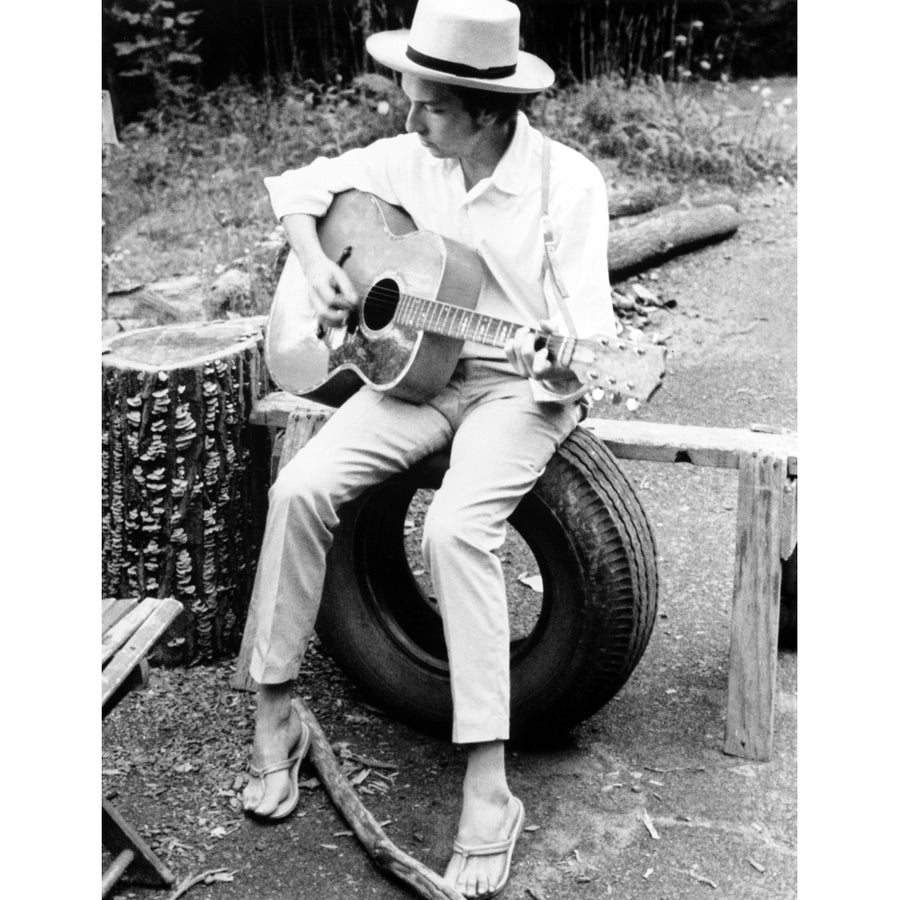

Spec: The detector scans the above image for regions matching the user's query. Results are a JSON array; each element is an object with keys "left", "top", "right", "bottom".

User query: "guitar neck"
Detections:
[{"left": 395, "top": 294, "right": 574, "bottom": 361}]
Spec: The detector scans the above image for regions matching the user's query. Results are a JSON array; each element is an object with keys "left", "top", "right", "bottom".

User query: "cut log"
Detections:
[
  {"left": 607, "top": 184, "right": 681, "bottom": 218},
  {"left": 610, "top": 188, "right": 740, "bottom": 231},
  {"left": 608, "top": 203, "right": 741, "bottom": 279},
  {"left": 102, "top": 318, "right": 271, "bottom": 664}
]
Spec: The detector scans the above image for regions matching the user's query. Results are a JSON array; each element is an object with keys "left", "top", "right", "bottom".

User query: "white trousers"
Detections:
[{"left": 248, "top": 359, "right": 581, "bottom": 742}]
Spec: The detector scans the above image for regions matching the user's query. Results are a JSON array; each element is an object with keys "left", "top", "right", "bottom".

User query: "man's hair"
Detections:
[{"left": 447, "top": 85, "right": 526, "bottom": 125}]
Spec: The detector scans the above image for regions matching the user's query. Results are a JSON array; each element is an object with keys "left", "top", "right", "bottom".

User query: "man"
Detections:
[{"left": 241, "top": 1, "right": 614, "bottom": 896}]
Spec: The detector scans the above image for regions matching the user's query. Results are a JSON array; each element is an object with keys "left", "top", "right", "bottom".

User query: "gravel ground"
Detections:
[{"left": 101, "top": 181, "right": 797, "bottom": 900}]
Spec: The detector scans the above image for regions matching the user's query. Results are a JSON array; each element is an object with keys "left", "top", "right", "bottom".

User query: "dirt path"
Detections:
[
  {"left": 647, "top": 183, "right": 796, "bottom": 430},
  {"left": 103, "top": 183, "right": 797, "bottom": 900}
]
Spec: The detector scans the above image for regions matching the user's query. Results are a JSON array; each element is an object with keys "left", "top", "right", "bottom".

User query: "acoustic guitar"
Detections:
[{"left": 265, "top": 190, "right": 666, "bottom": 408}]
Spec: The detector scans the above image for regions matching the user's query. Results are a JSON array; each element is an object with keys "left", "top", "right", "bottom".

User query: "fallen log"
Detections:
[
  {"left": 295, "top": 697, "right": 465, "bottom": 900},
  {"left": 101, "top": 318, "right": 271, "bottom": 663},
  {"left": 608, "top": 203, "right": 741, "bottom": 279},
  {"left": 611, "top": 188, "right": 740, "bottom": 231},
  {"left": 608, "top": 184, "right": 681, "bottom": 218}
]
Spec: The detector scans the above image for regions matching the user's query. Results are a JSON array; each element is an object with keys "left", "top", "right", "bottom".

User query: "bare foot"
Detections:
[
  {"left": 242, "top": 686, "right": 306, "bottom": 817},
  {"left": 444, "top": 742, "right": 522, "bottom": 898},
  {"left": 445, "top": 792, "right": 522, "bottom": 898}
]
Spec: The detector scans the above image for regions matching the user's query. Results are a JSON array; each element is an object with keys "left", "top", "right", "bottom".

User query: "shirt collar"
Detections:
[
  {"left": 488, "top": 112, "right": 537, "bottom": 196},
  {"left": 435, "top": 112, "right": 537, "bottom": 198}
]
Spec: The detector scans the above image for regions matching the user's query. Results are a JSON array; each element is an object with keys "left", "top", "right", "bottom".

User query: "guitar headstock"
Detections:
[{"left": 567, "top": 334, "right": 667, "bottom": 405}]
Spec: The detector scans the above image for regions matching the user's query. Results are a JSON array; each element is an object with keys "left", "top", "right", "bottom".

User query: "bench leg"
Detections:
[
  {"left": 101, "top": 849, "right": 135, "bottom": 897},
  {"left": 724, "top": 452, "right": 785, "bottom": 761},
  {"left": 102, "top": 797, "right": 175, "bottom": 891},
  {"left": 232, "top": 609, "right": 259, "bottom": 692}
]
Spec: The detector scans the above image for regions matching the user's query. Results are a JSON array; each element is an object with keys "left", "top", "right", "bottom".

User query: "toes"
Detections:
[
  {"left": 253, "top": 778, "right": 285, "bottom": 816},
  {"left": 242, "top": 771, "right": 288, "bottom": 816},
  {"left": 450, "top": 864, "right": 490, "bottom": 900},
  {"left": 241, "top": 778, "right": 261, "bottom": 811}
]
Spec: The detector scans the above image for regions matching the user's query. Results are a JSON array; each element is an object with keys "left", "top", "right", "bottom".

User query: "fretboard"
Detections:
[{"left": 395, "top": 294, "right": 574, "bottom": 360}]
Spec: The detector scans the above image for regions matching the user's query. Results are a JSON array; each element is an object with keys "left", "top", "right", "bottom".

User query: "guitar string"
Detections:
[
  {"left": 306, "top": 278, "right": 646, "bottom": 387},
  {"left": 305, "top": 274, "right": 659, "bottom": 392},
  {"left": 322, "top": 275, "right": 572, "bottom": 351}
]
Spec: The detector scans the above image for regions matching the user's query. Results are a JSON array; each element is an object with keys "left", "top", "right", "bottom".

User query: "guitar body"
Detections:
[{"left": 265, "top": 191, "right": 485, "bottom": 407}]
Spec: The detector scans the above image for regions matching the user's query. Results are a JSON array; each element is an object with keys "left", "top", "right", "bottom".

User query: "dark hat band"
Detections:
[{"left": 405, "top": 45, "right": 517, "bottom": 80}]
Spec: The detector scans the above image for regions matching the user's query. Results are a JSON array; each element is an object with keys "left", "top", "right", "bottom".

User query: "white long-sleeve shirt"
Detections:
[{"left": 264, "top": 112, "right": 615, "bottom": 402}]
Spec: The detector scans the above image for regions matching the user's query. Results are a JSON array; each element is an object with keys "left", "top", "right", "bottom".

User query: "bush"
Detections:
[
  {"left": 532, "top": 75, "right": 796, "bottom": 188},
  {"left": 103, "top": 74, "right": 795, "bottom": 310}
]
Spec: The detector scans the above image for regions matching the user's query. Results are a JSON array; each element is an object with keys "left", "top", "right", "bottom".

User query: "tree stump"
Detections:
[{"left": 102, "top": 318, "right": 271, "bottom": 664}]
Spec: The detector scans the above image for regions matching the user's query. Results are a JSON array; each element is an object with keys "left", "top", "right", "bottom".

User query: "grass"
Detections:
[
  {"left": 103, "top": 74, "right": 796, "bottom": 317},
  {"left": 533, "top": 75, "right": 796, "bottom": 187}
]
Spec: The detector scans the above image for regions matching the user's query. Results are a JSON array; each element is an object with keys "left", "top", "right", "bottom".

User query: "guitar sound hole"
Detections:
[{"left": 363, "top": 278, "right": 400, "bottom": 332}]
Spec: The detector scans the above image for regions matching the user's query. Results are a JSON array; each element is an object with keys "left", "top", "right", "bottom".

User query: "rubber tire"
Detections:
[{"left": 316, "top": 427, "right": 658, "bottom": 740}]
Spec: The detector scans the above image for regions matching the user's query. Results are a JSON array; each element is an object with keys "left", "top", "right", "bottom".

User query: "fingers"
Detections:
[
  {"left": 504, "top": 326, "right": 554, "bottom": 379},
  {"left": 310, "top": 259, "right": 357, "bottom": 325}
]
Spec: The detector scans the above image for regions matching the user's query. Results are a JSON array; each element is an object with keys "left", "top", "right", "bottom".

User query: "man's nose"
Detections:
[{"left": 405, "top": 104, "right": 423, "bottom": 134}]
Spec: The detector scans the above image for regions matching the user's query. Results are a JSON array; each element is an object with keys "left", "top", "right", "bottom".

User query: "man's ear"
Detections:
[{"left": 475, "top": 108, "right": 498, "bottom": 129}]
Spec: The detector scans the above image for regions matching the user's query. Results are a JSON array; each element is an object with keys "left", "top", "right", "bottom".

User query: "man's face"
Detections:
[{"left": 401, "top": 74, "right": 482, "bottom": 159}]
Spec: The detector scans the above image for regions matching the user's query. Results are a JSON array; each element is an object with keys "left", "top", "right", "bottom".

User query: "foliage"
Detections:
[
  {"left": 533, "top": 75, "right": 796, "bottom": 188},
  {"left": 103, "top": 74, "right": 795, "bottom": 310},
  {"left": 104, "top": 74, "right": 409, "bottom": 300},
  {"left": 103, "top": 1, "right": 796, "bottom": 123},
  {"left": 106, "top": 0, "right": 203, "bottom": 120}
]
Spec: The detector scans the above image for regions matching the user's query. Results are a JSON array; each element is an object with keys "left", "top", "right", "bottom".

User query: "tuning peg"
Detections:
[
  {"left": 626, "top": 398, "right": 641, "bottom": 412},
  {"left": 590, "top": 388, "right": 605, "bottom": 403}
]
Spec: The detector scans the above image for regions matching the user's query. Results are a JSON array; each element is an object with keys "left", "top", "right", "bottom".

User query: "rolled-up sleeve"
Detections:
[{"left": 264, "top": 136, "right": 409, "bottom": 221}]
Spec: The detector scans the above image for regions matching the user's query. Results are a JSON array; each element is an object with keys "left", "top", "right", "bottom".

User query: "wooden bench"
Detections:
[
  {"left": 102, "top": 596, "right": 183, "bottom": 897},
  {"left": 242, "top": 392, "right": 798, "bottom": 762}
]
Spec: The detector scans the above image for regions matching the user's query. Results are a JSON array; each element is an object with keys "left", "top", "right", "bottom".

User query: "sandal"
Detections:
[
  {"left": 243, "top": 700, "right": 311, "bottom": 821},
  {"left": 450, "top": 796, "right": 525, "bottom": 899}
]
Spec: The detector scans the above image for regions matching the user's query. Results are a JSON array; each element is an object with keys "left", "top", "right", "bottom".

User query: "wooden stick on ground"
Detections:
[{"left": 292, "top": 697, "right": 466, "bottom": 900}]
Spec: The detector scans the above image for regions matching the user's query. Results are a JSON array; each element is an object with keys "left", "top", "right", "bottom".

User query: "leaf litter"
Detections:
[{"left": 102, "top": 650, "right": 404, "bottom": 880}]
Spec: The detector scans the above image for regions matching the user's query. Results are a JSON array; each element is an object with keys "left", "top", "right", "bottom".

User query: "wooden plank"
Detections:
[
  {"left": 580, "top": 418, "right": 797, "bottom": 475},
  {"left": 102, "top": 798, "right": 175, "bottom": 888},
  {"left": 101, "top": 599, "right": 183, "bottom": 706},
  {"left": 102, "top": 597, "right": 140, "bottom": 635},
  {"left": 249, "top": 391, "right": 332, "bottom": 427},
  {"left": 103, "top": 660, "right": 149, "bottom": 720},
  {"left": 249, "top": 392, "right": 797, "bottom": 475},
  {"left": 278, "top": 405, "right": 332, "bottom": 473},
  {"left": 102, "top": 597, "right": 161, "bottom": 666},
  {"left": 231, "top": 631, "right": 259, "bottom": 692},
  {"left": 724, "top": 453, "right": 785, "bottom": 760}
]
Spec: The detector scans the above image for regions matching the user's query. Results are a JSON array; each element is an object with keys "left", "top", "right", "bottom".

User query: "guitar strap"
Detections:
[{"left": 539, "top": 135, "right": 579, "bottom": 338}]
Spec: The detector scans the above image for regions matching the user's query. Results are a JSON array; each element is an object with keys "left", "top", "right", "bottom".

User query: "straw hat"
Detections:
[{"left": 365, "top": 0, "right": 554, "bottom": 94}]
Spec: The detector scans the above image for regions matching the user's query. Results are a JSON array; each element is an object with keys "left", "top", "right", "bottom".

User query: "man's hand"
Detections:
[
  {"left": 281, "top": 213, "right": 358, "bottom": 327},
  {"left": 504, "top": 321, "right": 568, "bottom": 382},
  {"left": 304, "top": 254, "right": 358, "bottom": 326}
]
